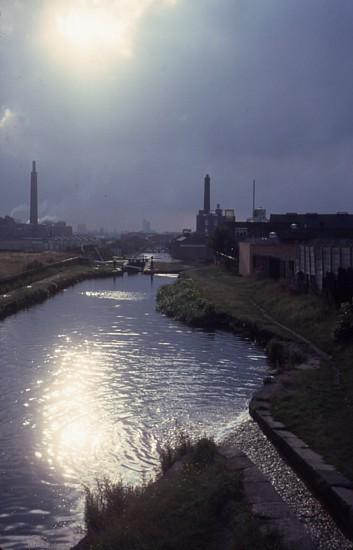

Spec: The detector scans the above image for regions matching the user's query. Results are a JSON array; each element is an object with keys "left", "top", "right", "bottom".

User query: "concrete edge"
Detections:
[
  {"left": 219, "top": 444, "right": 316, "bottom": 550},
  {"left": 250, "top": 382, "right": 353, "bottom": 542}
]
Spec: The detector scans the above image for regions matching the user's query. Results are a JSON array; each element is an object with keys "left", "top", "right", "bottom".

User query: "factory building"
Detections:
[
  {"left": 196, "top": 174, "right": 235, "bottom": 236},
  {"left": 0, "top": 161, "right": 73, "bottom": 250}
]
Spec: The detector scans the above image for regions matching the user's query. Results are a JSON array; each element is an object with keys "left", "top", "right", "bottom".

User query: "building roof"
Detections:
[
  {"left": 270, "top": 213, "right": 353, "bottom": 228},
  {"left": 299, "top": 238, "right": 353, "bottom": 247}
]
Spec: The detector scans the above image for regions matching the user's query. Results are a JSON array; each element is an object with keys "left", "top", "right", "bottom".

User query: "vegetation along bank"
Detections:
[{"left": 75, "top": 434, "right": 313, "bottom": 550}]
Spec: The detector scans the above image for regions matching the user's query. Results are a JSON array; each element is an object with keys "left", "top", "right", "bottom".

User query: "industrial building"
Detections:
[
  {"left": 238, "top": 240, "right": 296, "bottom": 279},
  {"left": 296, "top": 240, "right": 353, "bottom": 293},
  {"left": 196, "top": 174, "right": 235, "bottom": 236},
  {"left": 171, "top": 174, "right": 236, "bottom": 261},
  {"left": 0, "top": 161, "right": 73, "bottom": 251},
  {"left": 170, "top": 230, "right": 213, "bottom": 261}
]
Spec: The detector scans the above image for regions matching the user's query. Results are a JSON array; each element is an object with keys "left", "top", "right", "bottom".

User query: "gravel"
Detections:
[{"left": 225, "top": 415, "right": 353, "bottom": 550}]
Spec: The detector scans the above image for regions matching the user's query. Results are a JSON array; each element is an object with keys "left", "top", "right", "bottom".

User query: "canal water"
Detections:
[{"left": 0, "top": 274, "right": 268, "bottom": 549}]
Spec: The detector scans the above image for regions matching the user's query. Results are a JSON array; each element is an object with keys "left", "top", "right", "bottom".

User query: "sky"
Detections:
[{"left": 1, "top": 0, "right": 353, "bottom": 232}]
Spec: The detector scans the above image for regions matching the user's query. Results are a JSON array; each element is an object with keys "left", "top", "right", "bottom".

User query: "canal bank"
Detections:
[{"left": 157, "top": 266, "right": 353, "bottom": 545}]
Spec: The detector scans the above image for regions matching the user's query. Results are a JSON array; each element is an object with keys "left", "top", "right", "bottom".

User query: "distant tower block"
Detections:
[
  {"left": 30, "top": 160, "right": 38, "bottom": 225},
  {"left": 204, "top": 174, "right": 211, "bottom": 213}
]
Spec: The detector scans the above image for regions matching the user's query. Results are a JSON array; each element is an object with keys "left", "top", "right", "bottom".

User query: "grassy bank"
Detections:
[
  {"left": 157, "top": 266, "right": 316, "bottom": 345},
  {"left": 0, "top": 251, "right": 72, "bottom": 278},
  {"left": 152, "top": 260, "right": 194, "bottom": 274},
  {"left": 157, "top": 278, "right": 229, "bottom": 327},
  {"left": 79, "top": 436, "right": 285, "bottom": 550},
  {"left": 184, "top": 266, "right": 336, "bottom": 351},
  {"left": 158, "top": 266, "right": 353, "bottom": 483}
]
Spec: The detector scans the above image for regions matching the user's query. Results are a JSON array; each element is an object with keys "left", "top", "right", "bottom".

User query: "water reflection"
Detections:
[
  {"left": 42, "top": 346, "right": 109, "bottom": 484},
  {"left": 0, "top": 274, "right": 268, "bottom": 548}
]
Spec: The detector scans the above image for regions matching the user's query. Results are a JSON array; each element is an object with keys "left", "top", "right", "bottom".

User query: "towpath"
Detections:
[{"left": 226, "top": 417, "right": 353, "bottom": 550}]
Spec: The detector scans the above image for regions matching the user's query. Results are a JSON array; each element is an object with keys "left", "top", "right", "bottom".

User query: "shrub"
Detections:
[
  {"left": 84, "top": 478, "right": 139, "bottom": 534},
  {"left": 25, "top": 260, "right": 44, "bottom": 271},
  {"left": 191, "top": 436, "right": 217, "bottom": 465},
  {"left": 84, "top": 437, "right": 238, "bottom": 549},
  {"left": 266, "top": 338, "right": 288, "bottom": 367},
  {"left": 156, "top": 278, "right": 217, "bottom": 327},
  {"left": 334, "top": 302, "right": 353, "bottom": 342},
  {"left": 287, "top": 344, "right": 306, "bottom": 366},
  {"left": 159, "top": 433, "right": 217, "bottom": 474},
  {"left": 83, "top": 435, "right": 286, "bottom": 550},
  {"left": 159, "top": 431, "right": 192, "bottom": 474},
  {"left": 266, "top": 338, "right": 306, "bottom": 369}
]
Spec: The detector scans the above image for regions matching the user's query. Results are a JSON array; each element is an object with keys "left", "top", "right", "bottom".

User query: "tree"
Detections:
[{"left": 209, "top": 224, "right": 235, "bottom": 255}]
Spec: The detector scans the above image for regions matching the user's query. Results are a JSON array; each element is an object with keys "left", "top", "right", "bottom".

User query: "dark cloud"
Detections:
[{"left": 0, "top": 0, "right": 353, "bottom": 230}]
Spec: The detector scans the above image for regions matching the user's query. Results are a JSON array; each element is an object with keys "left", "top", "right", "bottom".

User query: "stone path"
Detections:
[{"left": 225, "top": 416, "right": 353, "bottom": 550}]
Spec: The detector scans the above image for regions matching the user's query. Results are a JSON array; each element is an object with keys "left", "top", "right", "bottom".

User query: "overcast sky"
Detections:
[{"left": 1, "top": 0, "right": 353, "bottom": 232}]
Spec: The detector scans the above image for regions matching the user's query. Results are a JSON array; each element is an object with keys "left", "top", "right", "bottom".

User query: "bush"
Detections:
[
  {"left": 287, "top": 344, "right": 306, "bottom": 366},
  {"left": 159, "top": 433, "right": 217, "bottom": 474},
  {"left": 84, "top": 437, "right": 239, "bottom": 549},
  {"left": 266, "top": 338, "right": 288, "bottom": 367},
  {"left": 84, "top": 478, "right": 139, "bottom": 534},
  {"left": 159, "top": 431, "right": 193, "bottom": 474},
  {"left": 334, "top": 302, "right": 353, "bottom": 342},
  {"left": 156, "top": 278, "right": 218, "bottom": 327},
  {"left": 25, "top": 259, "right": 44, "bottom": 271},
  {"left": 266, "top": 338, "right": 306, "bottom": 369},
  {"left": 83, "top": 434, "right": 287, "bottom": 550}
]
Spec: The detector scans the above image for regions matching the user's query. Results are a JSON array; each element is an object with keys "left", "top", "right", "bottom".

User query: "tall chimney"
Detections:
[
  {"left": 30, "top": 160, "right": 38, "bottom": 225},
  {"left": 204, "top": 174, "right": 210, "bottom": 213}
]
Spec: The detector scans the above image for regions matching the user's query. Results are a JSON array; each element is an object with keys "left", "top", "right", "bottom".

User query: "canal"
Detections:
[{"left": 0, "top": 274, "right": 268, "bottom": 549}]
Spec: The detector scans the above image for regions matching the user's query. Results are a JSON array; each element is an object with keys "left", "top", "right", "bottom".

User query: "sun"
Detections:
[
  {"left": 53, "top": 4, "right": 135, "bottom": 60},
  {"left": 56, "top": 11, "right": 120, "bottom": 50},
  {"left": 39, "top": 0, "right": 178, "bottom": 74},
  {"left": 40, "top": 2, "right": 133, "bottom": 72}
]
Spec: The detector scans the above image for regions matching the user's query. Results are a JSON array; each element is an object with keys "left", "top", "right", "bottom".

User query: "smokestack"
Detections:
[
  {"left": 30, "top": 160, "right": 38, "bottom": 225},
  {"left": 204, "top": 174, "right": 210, "bottom": 213}
]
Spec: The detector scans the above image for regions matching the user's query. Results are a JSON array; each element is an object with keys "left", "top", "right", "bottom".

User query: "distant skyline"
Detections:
[{"left": 1, "top": 0, "right": 353, "bottom": 231}]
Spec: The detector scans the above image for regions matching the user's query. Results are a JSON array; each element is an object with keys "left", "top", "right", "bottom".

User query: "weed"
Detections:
[
  {"left": 156, "top": 278, "right": 218, "bottom": 327},
  {"left": 83, "top": 437, "right": 286, "bottom": 550}
]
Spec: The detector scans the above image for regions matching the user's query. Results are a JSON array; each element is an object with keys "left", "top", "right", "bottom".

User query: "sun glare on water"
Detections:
[{"left": 39, "top": 0, "right": 177, "bottom": 73}]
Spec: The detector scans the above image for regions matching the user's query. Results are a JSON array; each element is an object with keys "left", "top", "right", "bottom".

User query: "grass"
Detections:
[
  {"left": 0, "top": 252, "right": 85, "bottom": 294},
  {"left": 152, "top": 260, "right": 194, "bottom": 273},
  {"left": 83, "top": 436, "right": 286, "bottom": 550},
  {"left": 246, "top": 277, "right": 336, "bottom": 354},
  {"left": 272, "top": 353, "right": 353, "bottom": 481},
  {"left": 0, "top": 251, "right": 71, "bottom": 278},
  {"left": 186, "top": 265, "right": 336, "bottom": 352},
  {"left": 156, "top": 277, "right": 225, "bottom": 328},
  {"left": 159, "top": 433, "right": 217, "bottom": 474},
  {"left": 163, "top": 266, "right": 353, "bottom": 483}
]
